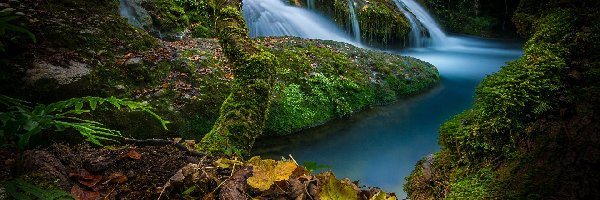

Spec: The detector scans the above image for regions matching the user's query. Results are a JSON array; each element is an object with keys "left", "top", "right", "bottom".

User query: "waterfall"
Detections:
[
  {"left": 306, "top": 0, "right": 315, "bottom": 10},
  {"left": 243, "top": 0, "right": 356, "bottom": 45},
  {"left": 393, "top": 0, "right": 449, "bottom": 47},
  {"left": 347, "top": 0, "right": 361, "bottom": 42}
]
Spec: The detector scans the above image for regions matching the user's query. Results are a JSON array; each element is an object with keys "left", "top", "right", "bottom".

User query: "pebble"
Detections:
[
  {"left": 15, "top": 11, "right": 24, "bottom": 16},
  {"left": 0, "top": 8, "right": 14, "bottom": 13},
  {"left": 0, "top": 3, "right": 9, "bottom": 7}
]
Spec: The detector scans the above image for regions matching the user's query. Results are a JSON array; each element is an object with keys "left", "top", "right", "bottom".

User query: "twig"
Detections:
[{"left": 288, "top": 154, "right": 299, "bottom": 165}]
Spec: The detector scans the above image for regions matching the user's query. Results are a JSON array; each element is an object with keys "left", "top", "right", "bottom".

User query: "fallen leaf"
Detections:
[
  {"left": 369, "top": 191, "right": 397, "bottom": 200},
  {"left": 69, "top": 169, "right": 103, "bottom": 188},
  {"left": 125, "top": 150, "right": 141, "bottom": 160},
  {"left": 246, "top": 156, "right": 298, "bottom": 191},
  {"left": 71, "top": 184, "right": 100, "bottom": 200},
  {"left": 317, "top": 171, "right": 359, "bottom": 200},
  {"left": 215, "top": 157, "right": 242, "bottom": 169},
  {"left": 106, "top": 172, "right": 128, "bottom": 184}
]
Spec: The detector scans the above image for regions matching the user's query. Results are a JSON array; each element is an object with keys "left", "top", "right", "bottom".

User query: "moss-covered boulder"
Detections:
[
  {"left": 0, "top": 0, "right": 438, "bottom": 140},
  {"left": 302, "top": 0, "right": 411, "bottom": 47}
]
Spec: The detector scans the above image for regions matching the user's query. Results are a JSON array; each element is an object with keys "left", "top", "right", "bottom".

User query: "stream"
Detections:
[
  {"left": 253, "top": 36, "right": 522, "bottom": 198},
  {"left": 242, "top": 0, "right": 523, "bottom": 197}
]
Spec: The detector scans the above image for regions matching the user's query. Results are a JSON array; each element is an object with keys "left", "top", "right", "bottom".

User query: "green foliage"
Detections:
[
  {"left": 0, "top": 10, "right": 36, "bottom": 51},
  {"left": 3, "top": 179, "right": 72, "bottom": 200},
  {"left": 260, "top": 37, "right": 439, "bottom": 135},
  {"left": 417, "top": 0, "right": 504, "bottom": 36},
  {"left": 445, "top": 168, "right": 496, "bottom": 199},
  {"left": 0, "top": 95, "right": 169, "bottom": 151},
  {"left": 302, "top": 161, "right": 331, "bottom": 172},
  {"left": 406, "top": 3, "right": 596, "bottom": 200},
  {"left": 144, "top": 0, "right": 216, "bottom": 38}
]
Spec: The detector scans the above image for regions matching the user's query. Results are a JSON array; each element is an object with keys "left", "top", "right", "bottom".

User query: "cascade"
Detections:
[
  {"left": 242, "top": 0, "right": 355, "bottom": 45},
  {"left": 393, "top": 0, "right": 449, "bottom": 47},
  {"left": 306, "top": 0, "right": 315, "bottom": 10},
  {"left": 347, "top": 0, "right": 361, "bottom": 42}
]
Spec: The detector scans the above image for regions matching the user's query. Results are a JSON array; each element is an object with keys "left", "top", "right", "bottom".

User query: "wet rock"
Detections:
[
  {"left": 24, "top": 61, "right": 90, "bottom": 85},
  {"left": 119, "top": 0, "right": 153, "bottom": 29}
]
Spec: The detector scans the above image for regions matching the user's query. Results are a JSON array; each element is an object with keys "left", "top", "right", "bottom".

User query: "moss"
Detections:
[
  {"left": 356, "top": 0, "right": 410, "bottom": 46},
  {"left": 418, "top": 0, "right": 519, "bottom": 37},
  {"left": 309, "top": 0, "right": 410, "bottom": 47},
  {"left": 258, "top": 37, "right": 439, "bottom": 135},
  {"left": 140, "top": 0, "right": 216, "bottom": 39},
  {"left": 406, "top": 1, "right": 600, "bottom": 199}
]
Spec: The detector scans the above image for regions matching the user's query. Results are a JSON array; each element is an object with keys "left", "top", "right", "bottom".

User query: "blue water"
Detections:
[{"left": 253, "top": 35, "right": 523, "bottom": 198}]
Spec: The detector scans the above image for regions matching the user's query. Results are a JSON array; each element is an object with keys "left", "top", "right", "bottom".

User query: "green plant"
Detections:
[
  {"left": 0, "top": 95, "right": 169, "bottom": 151},
  {"left": 3, "top": 179, "right": 72, "bottom": 200},
  {"left": 0, "top": 10, "right": 36, "bottom": 51},
  {"left": 302, "top": 161, "right": 331, "bottom": 172}
]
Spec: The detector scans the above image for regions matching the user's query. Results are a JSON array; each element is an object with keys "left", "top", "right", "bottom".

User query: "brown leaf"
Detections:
[
  {"left": 106, "top": 172, "right": 128, "bottom": 184},
  {"left": 69, "top": 169, "right": 103, "bottom": 188},
  {"left": 125, "top": 150, "right": 141, "bottom": 160},
  {"left": 71, "top": 184, "right": 100, "bottom": 200}
]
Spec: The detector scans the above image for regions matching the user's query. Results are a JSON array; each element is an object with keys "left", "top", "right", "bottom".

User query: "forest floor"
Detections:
[{"left": 1, "top": 141, "right": 397, "bottom": 199}]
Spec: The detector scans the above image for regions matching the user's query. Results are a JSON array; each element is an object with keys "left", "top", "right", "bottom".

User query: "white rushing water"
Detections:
[
  {"left": 242, "top": 0, "right": 357, "bottom": 45},
  {"left": 347, "top": 0, "right": 361, "bottom": 42},
  {"left": 393, "top": 0, "right": 449, "bottom": 47}
]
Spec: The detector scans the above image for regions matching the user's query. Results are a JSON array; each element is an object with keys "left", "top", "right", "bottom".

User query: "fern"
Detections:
[
  {"left": 0, "top": 10, "right": 36, "bottom": 52},
  {"left": 0, "top": 95, "right": 170, "bottom": 151},
  {"left": 3, "top": 179, "right": 72, "bottom": 200}
]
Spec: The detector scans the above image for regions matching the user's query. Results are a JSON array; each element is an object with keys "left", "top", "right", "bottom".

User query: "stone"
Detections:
[
  {"left": 25, "top": 61, "right": 91, "bottom": 85},
  {"left": 125, "top": 57, "right": 143, "bottom": 65}
]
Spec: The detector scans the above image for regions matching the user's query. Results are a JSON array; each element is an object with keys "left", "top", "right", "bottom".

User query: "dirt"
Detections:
[
  {"left": 1, "top": 143, "right": 225, "bottom": 199},
  {"left": 1, "top": 142, "right": 398, "bottom": 200}
]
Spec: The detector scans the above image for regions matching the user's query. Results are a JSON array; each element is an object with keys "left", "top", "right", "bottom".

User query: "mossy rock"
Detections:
[
  {"left": 305, "top": 0, "right": 410, "bottom": 47},
  {"left": 2, "top": 0, "right": 438, "bottom": 140}
]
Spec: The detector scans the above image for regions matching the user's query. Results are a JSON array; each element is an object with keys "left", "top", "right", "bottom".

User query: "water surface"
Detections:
[{"left": 253, "top": 36, "right": 523, "bottom": 198}]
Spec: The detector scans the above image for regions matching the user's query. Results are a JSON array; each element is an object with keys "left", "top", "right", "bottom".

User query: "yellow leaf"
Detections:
[
  {"left": 215, "top": 157, "right": 242, "bottom": 169},
  {"left": 317, "top": 171, "right": 359, "bottom": 200},
  {"left": 369, "top": 191, "right": 397, "bottom": 200},
  {"left": 246, "top": 156, "right": 297, "bottom": 191}
]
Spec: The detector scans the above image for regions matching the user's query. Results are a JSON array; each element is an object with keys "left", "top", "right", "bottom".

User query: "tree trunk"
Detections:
[{"left": 196, "top": 0, "right": 276, "bottom": 156}]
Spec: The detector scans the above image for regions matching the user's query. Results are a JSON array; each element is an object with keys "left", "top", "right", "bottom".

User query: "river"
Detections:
[
  {"left": 243, "top": 0, "right": 523, "bottom": 198},
  {"left": 253, "top": 35, "right": 523, "bottom": 198}
]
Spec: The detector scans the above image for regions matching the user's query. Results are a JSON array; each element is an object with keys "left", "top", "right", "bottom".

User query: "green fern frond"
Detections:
[
  {"left": 0, "top": 95, "right": 170, "bottom": 151},
  {"left": 0, "top": 10, "right": 36, "bottom": 43},
  {"left": 3, "top": 179, "right": 73, "bottom": 200}
]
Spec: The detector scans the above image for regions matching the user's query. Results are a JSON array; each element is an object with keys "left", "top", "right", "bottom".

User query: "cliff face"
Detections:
[{"left": 405, "top": 0, "right": 600, "bottom": 199}]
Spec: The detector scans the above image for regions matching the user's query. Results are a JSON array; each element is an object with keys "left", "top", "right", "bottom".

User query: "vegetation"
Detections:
[
  {"left": 261, "top": 37, "right": 438, "bottom": 134},
  {"left": 0, "top": 95, "right": 168, "bottom": 151},
  {"left": 417, "top": 0, "right": 520, "bottom": 37},
  {"left": 295, "top": 0, "right": 411, "bottom": 47},
  {"left": 0, "top": 10, "right": 36, "bottom": 52},
  {"left": 3, "top": 179, "right": 72, "bottom": 200},
  {"left": 405, "top": 0, "right": 600, "bottom": 199}
]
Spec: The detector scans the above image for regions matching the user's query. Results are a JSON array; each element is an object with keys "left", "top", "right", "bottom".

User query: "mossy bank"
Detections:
[{"left": 405, "top": 0, "right": 600, "bottom": 199}]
